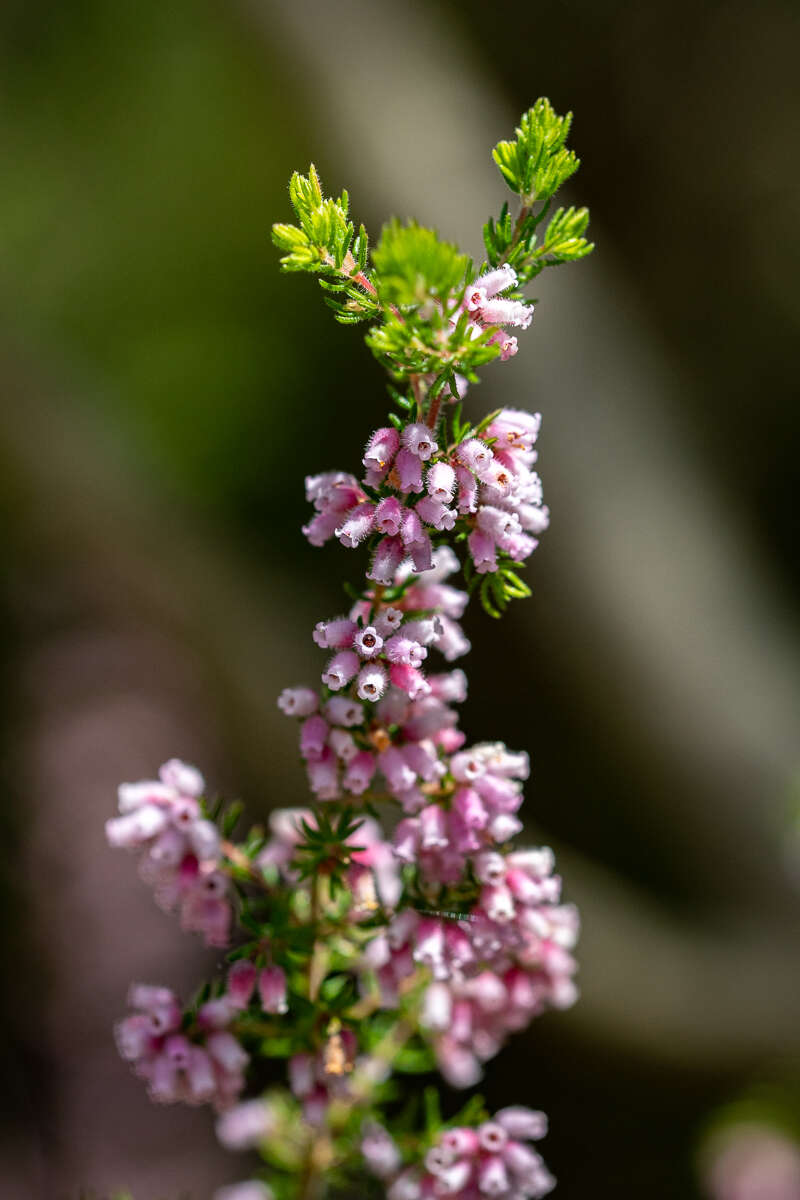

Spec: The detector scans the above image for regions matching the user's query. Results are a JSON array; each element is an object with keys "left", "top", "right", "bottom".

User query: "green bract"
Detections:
[
  {"left": 371, "top": 220, "right": 470, "bottom": 308},
  {"left": 491, "top": 98, "right": 579, "bottom": 202}
]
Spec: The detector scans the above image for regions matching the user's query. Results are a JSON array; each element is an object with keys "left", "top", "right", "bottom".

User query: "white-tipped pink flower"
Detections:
[
  {"left": 476, "top": 504, "right": 521, "bottom": 544},
  {"left": 426, "top": 460, "right": 456, "bottom": 501},
  {"left": 258, "top": 966, "right": 288, "bottom": 1015},
  {"left": 300, "top": 714, "right": 328, "bottom": 761},
  {"left": 478, "top": 297, "right": 534, "bottom": 329},
  {"left": 306, "top": 747, "right": 339, "bottom": 800},
  {"left": 357, "top": 663, "right": 388, "bottom": 702},
  {"left": 384, "top": 635, "right": 427, "bottom": 668},
  {"left": 369, "top": 536, "right": 405, "bottom": 585},
  {"left": 488, "top": 329, "right": 518, "bottom": 360},
  {"left": 106, "top": 806, "right": 170, "bottom": 848},
  {"left": 394, "top": 448, "right": 424, "bottom": 492},
  {"left": 427, "top": 669, "right": 468, "bottom": 702},
  {"left": 415, "top": 495, "right": 456, "bottom": 531},
  {"left": 378, "top": 746, "right": 417, "bottom": 793},
  {"left": 399, "top": 507, "right": 424, "bottom": 547},
  {"left": 216, "top": 1098, "right": 276, "bottom": 1149},
  {"left": 392, "top": 818, "right": 420, "bottom": 863},
  {"left": 277, "top": 687, "right": 318, "bottom": 717},
  {"left": 487, "top": 407, "right": 541, "bottom": 451},
  {"left": 336, "top": 501, "right": 376, "bottom": 548},
  {"left": 226, "top": 961, "right": 257, "bottom": 1011},
  {"left": 467, "top": 528, "right": 497, "bottom": 575},
  {"left": 159, "top": 759, "right": 204, "bottom": 796},
  {"left": 474, "top": 265, "right": 518, "bottom": 297},
  {"left": 330, "top": 732, "right": 357, "bottom": 767},
  {"left": 313, "top": 616, "right": 359, "bottom": 649},
  {"left": 373, "top": 606, "right": 404, "bottom": 637},
  {"left": 361, "top": 1121, "right": 402, "bottom": 1179},
  {"left": 375, "top": 495, "right": 405, "bottom": 536},
  {"left": 321, "top": 650, "right": 360, "bottom": 690},
  {"left": 455, "top": 464, "right": 478, "bottom": 513},
  {"left": 389, "top": 662, "right": 430, "bottom": 699},
  {"left": 303, "top": 472, "right": 364, "bottom": 546},
  {"left": 343, "top": 751, "right": 376, "bottom": 795},
  {"left": 353, "top": 625, "right": 384, "bottom": 658},
  {"left": 455, "top": 438, "right": 493, "bottom": 474},
  {"left": 363, "top": 426, "right": 400, "bottom": 474},
  {"left": 401, "top": 422, "right": 438, "bottom": 461},
  {"left": 324, "top": 696, "right": 363, "bottom": 727},
  {"left": 465, "top": 283, "right": 488, "bottom": 312},
  {"left": 409, "top": 532, "right": 433, "bottom": 574}
]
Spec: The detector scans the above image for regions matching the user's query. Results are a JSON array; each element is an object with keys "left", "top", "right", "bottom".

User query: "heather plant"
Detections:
[{"left": 106, "top": 99, "right": 593, "bottom": 1200}]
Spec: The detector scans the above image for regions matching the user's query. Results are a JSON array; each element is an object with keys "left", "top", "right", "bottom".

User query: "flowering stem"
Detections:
[
  {"left": 310, "top": 868, "right": 322, "bottom": 925},
  {"left": 108, "top": 101, "right": 594, "bottom": 1200},
  {"left": 512, "top": 202, "right": 532, "bottom": 245}
]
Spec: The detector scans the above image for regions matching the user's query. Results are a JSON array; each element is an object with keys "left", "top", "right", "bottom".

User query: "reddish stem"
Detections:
[
  {"left": 426, "top": 390, "right": 443, "bottom": 431},
  {"left": 352, "top": 269, "right": 377, "bottom": 297}
]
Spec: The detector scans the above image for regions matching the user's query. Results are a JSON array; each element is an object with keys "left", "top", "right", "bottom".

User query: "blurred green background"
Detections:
[{"left": 1, "top": 1, "right": 799, "bottom": 1197}]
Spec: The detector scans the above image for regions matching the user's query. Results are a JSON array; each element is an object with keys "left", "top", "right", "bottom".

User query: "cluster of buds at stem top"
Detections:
[{"left": 363, "top": 1107, "right": 555, "bottom": 1200}]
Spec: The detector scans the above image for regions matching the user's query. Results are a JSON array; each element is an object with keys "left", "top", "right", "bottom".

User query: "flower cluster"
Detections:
[
  {"left": 365, "top": 844, "right": 578, "bottom": 1088},
  {"left": 105, "top": 758, "right": 232, "bottom": 947},
  {"left": 115, "top": 984, "right": 248, "bottom": 1110},
  {"left": 273, "top": 396, "right": 579, "bottom": 1099},
  {"left": 278, "top": 454, "right": 578, "bottom": 1088},
  {"left": 391, "top": 742, "right": 531, "bottom": 878},
  {"left": 461, "top": 265, "right": 534, "bottom": 362},
  {"left": 312, "top": 557, "right": 470, "bottom": 700},
  {"left": 363, "top": 1107, "right": 555, "bottom": 1200},
  {"left": 278, "top": 548, "right": 474, "bottom": 806},
  {"left": 301, "top": 403, "right": 548, "bottom": 581}
]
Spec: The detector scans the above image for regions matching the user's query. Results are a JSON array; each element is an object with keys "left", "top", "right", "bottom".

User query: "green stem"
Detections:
[{"left": 298, "top": 1140, "right": 324, "bottom": 1200}]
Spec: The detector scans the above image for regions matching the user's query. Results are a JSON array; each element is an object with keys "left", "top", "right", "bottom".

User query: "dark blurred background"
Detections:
[{"left": 1, "top": 1, "right": 799, "bottom": 1197}]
